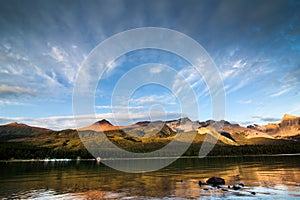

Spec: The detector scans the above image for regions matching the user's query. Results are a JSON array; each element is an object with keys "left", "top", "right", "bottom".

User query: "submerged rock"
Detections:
[
  {"left": 232, "top": 185, "right": 241, "bottom": 190},
  {"left": 206, "top": 177, "right": 225, "bottom": 186},
  {"left": 237, "top": 183, "right": 244, "bottom": 187},
  {"left": 232, "top": 183, "right": 244, "bottom": 190}
]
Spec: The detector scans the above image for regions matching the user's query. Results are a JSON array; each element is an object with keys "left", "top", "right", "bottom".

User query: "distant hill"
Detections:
[{"left": 0, "top": 122, "right": 52, "bottom": 140}]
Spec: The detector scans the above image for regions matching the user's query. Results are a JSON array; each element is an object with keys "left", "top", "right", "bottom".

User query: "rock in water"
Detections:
[
  {"left": 232, "top": 185, "right": 242, "bottom": 190},
  {"left": 198, "top": 181, "right": 202, "bottom": 186},
  {"left": 206, "top": 177, "right": 225, "bottom": 186},
  {"left": 232, "top": 183, "right": 245, "bottom": 190},
  {"left": 237, "top": 183, "right": 244, "bottom": 187}
]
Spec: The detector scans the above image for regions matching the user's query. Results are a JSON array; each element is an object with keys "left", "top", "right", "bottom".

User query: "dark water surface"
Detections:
[{"left": 0, "top": 155, "right": 299, "bottom": 199}]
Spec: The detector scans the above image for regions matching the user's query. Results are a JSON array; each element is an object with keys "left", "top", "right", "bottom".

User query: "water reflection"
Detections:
[{"left": 0, "top": 155, "right": 299, "bottom": 199}]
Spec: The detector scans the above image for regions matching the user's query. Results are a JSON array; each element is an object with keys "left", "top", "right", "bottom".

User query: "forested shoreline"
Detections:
[{"left": 1, "top": 141, "right": 299, "bottom": 160}]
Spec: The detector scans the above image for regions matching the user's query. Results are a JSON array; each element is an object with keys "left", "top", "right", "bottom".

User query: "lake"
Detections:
[{"left": 0, "top": 155, "right": 299, "bottom": 199}]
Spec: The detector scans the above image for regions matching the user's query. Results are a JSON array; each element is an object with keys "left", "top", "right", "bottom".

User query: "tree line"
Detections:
[{"left": 0, "top": 141, "right": 299, "bottom": 160}]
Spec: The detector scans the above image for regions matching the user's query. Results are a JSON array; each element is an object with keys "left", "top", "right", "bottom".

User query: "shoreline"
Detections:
[{"left": 1, "top": 153, "right": 300, "bottom": 162}]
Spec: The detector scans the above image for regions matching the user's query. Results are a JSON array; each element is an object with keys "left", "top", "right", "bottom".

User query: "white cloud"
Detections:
[
  {"left": 178, "top": 66, "right": 201, "bottom": 85},
  {"left": 149, "top": 65, "right": 164, "bottom": 74},
  {"left": 270, "top": 86, "right": 292, "bottom": 97},
  {"left": 106, "top": 60, "right": 117, "bottom": 71},
  {"left": 221, "top": 59, "right": 273, "bottom": 94},
  {"left": 45, "top": 43, "right": 81, "bottom": 85},
  {"left": 238, "top": 99, "right": 252, "bottom": 104},
  {"left": 131, "top": 94, "right": 177, "bottom": 105},
  {"left": 268, "top": 70, "right": 299, "bottom": 98},
  {"left": 0, "top": 84, "right": 37, "bottom": 98},
  {"left": 232, "top": 59, "right": 247, "bottom": 69},
  {"left": 222, "top": 69, "right": 235, "bottom": 80},
  {"left": 95, "top": 105, "right": 144, "bottom": 109},
  {"left": 33, "top": 65, "right": 64, "bottom": 88},
  {"left": 0, "top": 40, "right": 82, "bottom": 98},
  {"left": 226, "top": 76, "right": 251, "bottom": 94},
  {"left": 0, "top": 100, "right": 29, "bottom": 106},
  {"left": 49, "top": 46, "right": 69, "bottom": 63},
  {"left": 222, "top": 59, "right": 246, "bottom": 80},
  {"left": 102, "top": 55, "right": 126, "bottom": 78},
  {"left": 173, "top": 66, "right": 207, "bottom": 98},
  {"left": 2, "top": 64, "right": 24, "bottom": 75}
]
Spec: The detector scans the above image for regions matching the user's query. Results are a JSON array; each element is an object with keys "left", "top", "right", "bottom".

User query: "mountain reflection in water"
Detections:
[{"left": 0, "top": 155, "right": 299, "bottom": 199}]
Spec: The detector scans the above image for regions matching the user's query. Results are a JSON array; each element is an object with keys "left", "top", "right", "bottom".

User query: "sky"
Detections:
[{"left": 0, "top": 0, "right": 299, "bottom": 130}]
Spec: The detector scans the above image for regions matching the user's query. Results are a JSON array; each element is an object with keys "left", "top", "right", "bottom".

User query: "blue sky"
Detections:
[{"left": 0, "top": 0, "right": 299, "bottom": 129}]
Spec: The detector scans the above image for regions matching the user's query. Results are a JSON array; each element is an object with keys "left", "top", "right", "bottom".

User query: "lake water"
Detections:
[{"left": 0, "top": 155, "right": 299, "bottom": 199}]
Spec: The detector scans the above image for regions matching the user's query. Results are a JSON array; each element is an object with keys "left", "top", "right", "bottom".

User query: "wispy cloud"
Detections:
[
  {"left": 231, "top": 120, "right": 255, "bottom": 126},
  {"left": 45, "top": 43, "right": 81, "bottom": 85},
  {"left": 48, "top": 45, "right": 68, "bottom": 63},
  {"left": 95, "top": 105, "right": 144, "bottom": 110},
  {"left": 0, "top": 84, "right": 37, "bottom": 98},
  {"left": 288, "top": 103, "right": 300, "bottom": 115},
  {"left": 238, "top": 99, "right": 252, "bottom": 104},
  {"left": 222, "top": 59, "right": 247, "bottom": 80},
  {"left": 268, "top": 70, "right": 299, "bottom": 97},
  {"left": 178, "top": 66, "right": 202, "bottom": 87},
  {"left": 0, "top": 39, "right": 83, "bottom": 101},
  {"left": 149, "top": 65, "right": 164, "bottom": 74},
  {"left": 131, "top": 94, "right": 177, "bottom": 105},
  {"left": 252, "top": 116, "right": 281, "bottom": 122},
  {"left": 102, "top": 55, "right": 127, "bottom": 78},
  {"left": 221, "top": 59, "right": 273, "bottom": 94},
  {"left": 0, "top": 99, "right": 30, "bottom": 106},
  {"left": 172, "top": 65, "right": 209, "bottom": 99},
  {"left": 270, "top": 87, "right": 292, "bottom": 97}
]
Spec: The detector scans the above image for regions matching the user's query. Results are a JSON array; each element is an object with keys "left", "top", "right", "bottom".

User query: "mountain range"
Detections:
[
  {"left": 78, "top": 114, "right": 300, "bottom": 143},
  {"left": 0, "top": 114, "right": 299, "bottom": 159}
]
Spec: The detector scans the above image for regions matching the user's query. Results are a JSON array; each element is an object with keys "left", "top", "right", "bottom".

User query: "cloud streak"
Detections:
[
  {"left": 130, "top": 94, "right": 177, "bottom": 105},
  {"left": 252, "top": 116, "right": 281, "bottom": 122},
  {"left": 0, "top": 84, "right": 37, "bottom": 98},
  {"left": 95, "top": 105, "right": 144, "bottom": 110},
  {"left": 238, "top": 100, "right": 252, "bottom": 104}
]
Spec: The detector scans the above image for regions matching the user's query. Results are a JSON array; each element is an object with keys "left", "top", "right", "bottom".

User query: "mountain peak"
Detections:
[
  {"left": 79, "top": 119, "right": 118, "bottom": 132},
  {"left": 282, "top": 114, "right": 299, "bottom": 121},
  {"left": 179, "top": 117, "right": 192, "bottom": 123},
  {"left": 95, "top": 119, "right": 113, "bottom": 126},
  {"left": 166, "top": 117, "right": 192, "bottom": 123},
  {"left": 135, "top": 121, "right": 151, "bottom": 126},
  {"left": 7, "top": 122, "right": 29, "bottom": 127}
]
